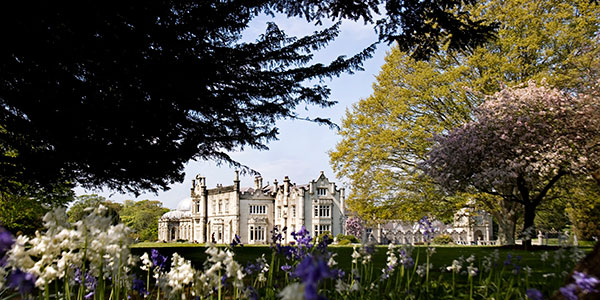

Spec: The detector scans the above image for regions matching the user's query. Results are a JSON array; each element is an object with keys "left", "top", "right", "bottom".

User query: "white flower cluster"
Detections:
[
  {"left": 351, "top": 245, "right": 361, "bottom": 264},
  {"left": 167, "top": 253, "right": 195, "bottom": 295},
  {"left": 6, "top": 206, "right": 133, "bottom": 289},
  {"left": 194, "top": 244, "right": 245, "bottom": 296},
  {"left": 385, "top": 244, "right": 397, "bottom": 271},
  {"left": 446, "top": 260, "right": 462, "bottom": 273},
  {"left": 140, "top": 252, "right": 153, "bottom": 271}
]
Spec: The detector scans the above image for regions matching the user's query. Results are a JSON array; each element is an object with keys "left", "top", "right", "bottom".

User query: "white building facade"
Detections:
[
  {"left": 365, "top": 209, "right": 494, "bottom": 245},
  {"left": 158, "top": 171, "right": 346, "bottom": 244}
]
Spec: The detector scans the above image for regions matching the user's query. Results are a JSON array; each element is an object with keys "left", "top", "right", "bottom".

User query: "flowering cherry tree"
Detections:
[
  {"left": 422, "top": 82, "right": 600, "bottom": 246},
  {"left": 345, "top": 217, "right": 363, "bottom": 239}
]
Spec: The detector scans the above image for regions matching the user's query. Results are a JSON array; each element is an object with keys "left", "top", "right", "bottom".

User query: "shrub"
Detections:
[
  {"left": 338, "top": 239, "right": 352, "bottom": 245},
  {"left": 432, "top": 234, "right": 454, "bottom": 245},
  {"left": 317, "top": 231, "right": 333, "bottom": 244},
  {"left": 336, "top": 234, "right": 359, "bottom": 245}
]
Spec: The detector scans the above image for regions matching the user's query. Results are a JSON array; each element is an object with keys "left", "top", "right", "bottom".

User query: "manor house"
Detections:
[{"left": 158, "top": 171, "right": 347, "bottom": 244}]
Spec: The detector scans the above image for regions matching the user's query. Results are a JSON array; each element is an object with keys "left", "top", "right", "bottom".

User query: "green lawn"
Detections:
[{"left": 131, "top": 242, "right": 594, "bottom": 282}]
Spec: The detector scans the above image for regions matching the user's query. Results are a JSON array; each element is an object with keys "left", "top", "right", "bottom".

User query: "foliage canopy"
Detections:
[
  {"left": 330, "top": 0, "right": 599, "bottom": 224},
  {"left": 0, "top": 0, "right": 494, "bottom": 196}
]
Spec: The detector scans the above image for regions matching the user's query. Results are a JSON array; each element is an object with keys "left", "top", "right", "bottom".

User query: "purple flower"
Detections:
[
  {"left": 276, "top": 245, "right": 298, "bottom": 260},
  {"left": 133, "top": 277, "right": 148, "bottom": 296},
  {"left": 151, "top": 248, "right": 168, "bottom": 270},
  {"left": 504, "top": 253, "right": 512, "bottom": 266},
  {"left": 245, "top": 286, "right": 259, "bottom": 300},
  {"left": 418, "top": 216, "right": 436, "bottom": 243},
  {"left": 291, "top": 226, "right": 313, "bottom": 249},
  {"left": 573, "top": 271, "right": 599, "bottom": 292},
  {"left": 271, "top": 227, "right": 283, "bottom": 246},
  {"left": 281, "top": 264, "right": 292, "bottom": 272},
  {"left": 365, "top": 244, "right": 375, "bottom": 255},
  {"left": 316, "top": 234, "right": 332, "bottom": 253},
  {"left": 8, "top": 269, "right": 36, "bottom": 295},
  {"left": 293, "top": 255, "right": 333, "bottom": 300},
  {"left": 0, "top": 228, "right": 14, "bottom": 256},
  {"left": 560, "top": 283, "right": 578, "bottom": 300},
  {"left": 526, "top": 288, "right": 543, "bottom": 300}
]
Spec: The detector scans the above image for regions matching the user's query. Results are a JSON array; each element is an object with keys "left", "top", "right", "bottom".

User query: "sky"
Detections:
[{"left": 75, "top": 14, "right": 391, "bottom": 210}]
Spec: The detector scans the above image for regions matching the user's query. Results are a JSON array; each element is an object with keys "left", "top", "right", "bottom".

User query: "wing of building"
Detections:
[
  {"left": 158, "top": 171, "right": 495, "bottom": 245},
  {"left": 158, "top": 171, "right": 346, "bottom": 244}
]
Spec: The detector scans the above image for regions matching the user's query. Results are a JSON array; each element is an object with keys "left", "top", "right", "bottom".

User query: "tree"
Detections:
[
  {"left": 330, "top": 0, "right": 599, "bottom": 229},
  {"left": 330, "top": 50, "right": 475, "bottom": 220},
  {"left": 563, "top": 177, "right": 600, "bottom": 240},
  {"left": 421, "top": 83, "right": 600, "bottom": 247},
  {"left": 119, "top": 200, "right": 169, "bottom": 242},
  {"left": 0, "top": 1, "right": 495, "bottom": 196},
  {"left": 67, "top": 194, "right": 122, "bottom": 225},
  {"left": 0, "top": 186, "right": 73, "bottom": 236}
]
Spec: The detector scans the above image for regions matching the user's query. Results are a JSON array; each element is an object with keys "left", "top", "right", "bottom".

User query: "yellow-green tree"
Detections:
[
  {"left": 330, "top": 0, "right": 599, "bottom": 234},
  {"left": 119, "top": 200, "right": 169, "bottom": 242}
]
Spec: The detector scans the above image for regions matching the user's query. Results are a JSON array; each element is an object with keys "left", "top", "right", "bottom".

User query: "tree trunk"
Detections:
[
  {"left": 489, "top": 201, "right": 519, "bottom": 245},
  {"left": 522, "top": 204, "right": 537, "bottom": 249},
  {"left": 496, "top": 215, "right": 516, "bottom": 245}
]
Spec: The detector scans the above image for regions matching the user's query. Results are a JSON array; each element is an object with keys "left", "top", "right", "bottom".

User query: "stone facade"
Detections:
[
  {"left": 158, "top": 171, "right": 346, "bottom": 244},
  {"left": 365, "top": 209, "right": 494, "bottom": 245}
]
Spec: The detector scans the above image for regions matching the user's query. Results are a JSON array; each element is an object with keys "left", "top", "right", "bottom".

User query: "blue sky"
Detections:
[{"left": 75, "top": 14, "right": 391, "bottom": 209}]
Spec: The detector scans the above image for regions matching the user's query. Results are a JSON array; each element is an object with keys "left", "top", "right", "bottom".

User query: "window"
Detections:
[
  {"left": 313, "top": 205, "right": 330, "bottom": 217},
  {"left": 212, "top": 201, "right": 216, "bottom": 215},
  {"left": 314, "top": 224, "right": 330, "bottom": 236},
  {"left": 218, "top": 200, "right": 222, "bottom": 214},
  {"left": 292, "top": 206, "right": 296, "bottom": 218},
  {"left": 225, "top": 200, "right": 229, "bottom": 213},
  {"left": 249, "top": 225, "right": 265, "bottom": 242},
  {"left": 249, "top": 205, "right": 267, "bottom": 214},
  {"left": 317, "top": 188, "right": 327, "bottom": 196},
  {"left": 196, "top": 203, "right": 200, "bottom": 214}
]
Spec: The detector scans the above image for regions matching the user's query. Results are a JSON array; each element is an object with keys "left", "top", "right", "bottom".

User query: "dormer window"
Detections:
[{"left": 317, "top": 188, "right": 327, "bottom": 196}]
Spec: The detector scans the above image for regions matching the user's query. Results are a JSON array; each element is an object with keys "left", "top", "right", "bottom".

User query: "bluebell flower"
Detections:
[
  {"left": 293, "top": 255, "right": 333, "bottom": 300},
  {"left": 271, "top": 227, "right": 283, "bottom": 246},
  {"left": 526, "top": 288, "right": 543, "bottom": 300},
  {"left": 316, "top": 234, "right": 332, "bottom": 253},
  {"left": 0, "top": 228, "right": 14, "bottom": 257},
  {"left": 560, "top": 283, "right": 578, "bottom": 300},
  {"left": 245, "top": 286, "right": 259, "bottom": 300},
  {"left": 281, "top": 264, "right": 292, "bottom": 272},
  {"left": 504, "top": 253, "right": 512, "bottom": 266},
  {"left": 133, "top": 277, "right": 148, "bottom": 296},
  {"left": 151, "top": 248, "right": 168, "bottom": 270},
  {"left": 8, "top": 269, "right": 36, "bottom": 295},
  {"left": 276, "top": 245, "right": 297, "bottom": 260},
  {"left": 418, "top": 216, "right": 436, "bottom": 243},
  {"left": 291, "top": 226, "right": 313, "bottom": 249},
  {"left": 573, "top": 271, "right": 599, "bottom": 292}
]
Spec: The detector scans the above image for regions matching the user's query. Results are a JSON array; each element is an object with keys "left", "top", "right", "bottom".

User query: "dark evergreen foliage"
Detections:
[{"left": 0, "top": 1, "right": 494, "bottom": 195}]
